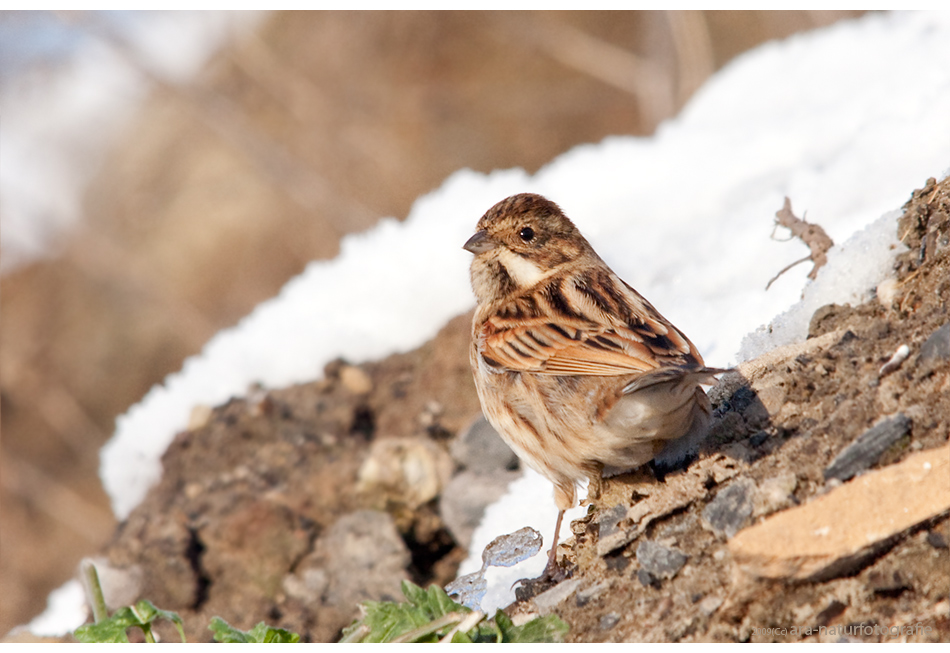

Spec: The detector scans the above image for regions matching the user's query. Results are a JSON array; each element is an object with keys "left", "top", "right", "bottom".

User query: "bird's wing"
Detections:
[{"left": 477, "top": 270, "right": 703, "bottom": 376}]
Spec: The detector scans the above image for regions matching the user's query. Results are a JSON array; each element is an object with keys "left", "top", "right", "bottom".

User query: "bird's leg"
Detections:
[
  {"left": 513, "top": 509, "right": 569, "bottom": 600},
  {"left": 542, "top": 509, "right": 565, "bottom": 577}
]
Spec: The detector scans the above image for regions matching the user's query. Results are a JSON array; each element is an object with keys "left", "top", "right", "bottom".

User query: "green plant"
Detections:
[
  {"left": 73, "top": 560, "right": 566, "bottom": 643},
  {"left": 72, "top": 560, "right": 299, "bottom": 643},
  {"left": 339, "top": 580, "right": 569, "bottom": 643}
]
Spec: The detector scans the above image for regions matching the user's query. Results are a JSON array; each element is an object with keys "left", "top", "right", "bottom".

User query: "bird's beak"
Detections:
[{"left": 463, "top": 229, "right": 496, "bottom": 254}]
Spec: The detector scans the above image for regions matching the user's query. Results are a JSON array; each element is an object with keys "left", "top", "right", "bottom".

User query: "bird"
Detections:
[{"left": 463, "top": 192, "right": 724, "bottom": 576}]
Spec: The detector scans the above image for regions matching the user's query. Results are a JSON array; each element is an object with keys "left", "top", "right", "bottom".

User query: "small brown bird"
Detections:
[{"left": 464, "top": 193, "right": 723, "bottom": 574}]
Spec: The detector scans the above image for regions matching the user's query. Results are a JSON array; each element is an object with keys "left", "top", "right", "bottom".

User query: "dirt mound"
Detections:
[{"left": 67, "top": 177, "right": 948, "bottom": 642}]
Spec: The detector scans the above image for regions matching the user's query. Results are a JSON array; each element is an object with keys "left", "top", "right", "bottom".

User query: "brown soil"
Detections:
[{"left": 43, "top": 177, "right": 950, "bottom": 643}]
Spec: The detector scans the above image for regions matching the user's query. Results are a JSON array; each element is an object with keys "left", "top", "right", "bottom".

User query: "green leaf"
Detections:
[
  {"left": 209, "top": 617, "right": 300, "bottom": 643},
  {"left": 494, "top": 609, "right": 570, "bottom": 643},
  {"left": 74, "top": 600, "right": 185, "bottom": 643},
  {"left": 74, "top": 619, "right": 131, "bottom": 643},
  {"left": 342, "top": 581, "right": 470, "bottom": 643},
  {"left": 400, "top": 579, "right": 429, "bottom": 607}
]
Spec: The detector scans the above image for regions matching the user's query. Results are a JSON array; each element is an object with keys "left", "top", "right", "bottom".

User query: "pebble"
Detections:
[
  {"left": 188, "top": 404, "right": 213, "bottom": 430},
  {"left": 699, "top": 595, "right": 723, "bottom": 616},
  {"left": 599, "top": 613, "right": 621, "bottom": 630},
  {"left": 918, "top": 323, "right": 950, "bottom": 363},
  {"left": 926, "top": 531, "right": 948, "bottom": 549},
  {"left": 450, "top": 415, "right": 519, "bottom": 473},
  {"left": 824, "top": 413, "right": 912, "bottom": 481},
  {"left": 702, "top": 477, "right": 755, "bottom": 538},
  {"left": 282, "top": 568, "right": 328, "bottom": 603},
  {"left": 752, "top": 473, "right": 798, "bottom": 517},
  {"left": 635, "top": 540, "right": 688, "bottom": 579},
  {"left": 575, "top": 580, "right": 610, "bottom": 607},
  {"left": 637, "top": 568, "right": 660, "bottom": 589},
  {"left": 532, "top": 577, "right": 584, "bottom": 615},
  {"left": 357, "top": 438, "right": 453, "bottom": 509},
  {"left": 318, "top": 510, "right": 411, "bottom": 607},
  {"left": 339, "top": 365, "right": 373, "bottom": 394}
]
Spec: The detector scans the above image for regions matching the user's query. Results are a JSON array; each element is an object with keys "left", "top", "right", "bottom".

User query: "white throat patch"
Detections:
[{"left": 497, "top": 248, "right": 548, "bottom": 288}]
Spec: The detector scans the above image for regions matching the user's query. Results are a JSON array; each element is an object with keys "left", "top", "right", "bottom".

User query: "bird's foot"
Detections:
[{"left": 512, "top": 555, "right": 571, "bottom": 602}]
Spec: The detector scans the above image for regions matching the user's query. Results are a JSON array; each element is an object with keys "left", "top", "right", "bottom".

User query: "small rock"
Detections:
[
  {"left": 603, "top": 552, "right": 631, "bottom": 572},
  {"left": 730, "top": 445, "right": 950, "bottom": 581},
  {"left": 917, "top": 323, "right": 950, "bottom": 363},
  {"left": 418, "top": 400, "right": 444, "bottom": 430},
  {"left": 439, "top": 469, "right": 520, "bottom": 548},
  {"left": 599, "top": 613, "right": 621, "bottom": 630},
  {"left": 532, "top": 577, "right": 584, "bottom": 615},
  {"left": 450, "top": 416, "right": 519, "bottom": 473},
  {"left": 926, "top": 531, "right": 948, "bottom": 549},
  {"left": 316, "top": 510, "right": 412, "bottom": 607},
  {"left": 188, "top": 404, "right": 213, "bottom": 430},
  {"left": 752, "top": 473, "right": 798, "bottom": 517},
  {"left": 876, "top": 277, "right": 900, "bottom": 307},
  {"left": 637, "top": 568, "right": 661, "bottom": 589},
  {"left": 282, "top": 568, "right": 328, "bottom": 603},
  {"left": 575, "top": 580, "right": 610, "bottom": 607},
  {"left": 824, "top": 413, "right": 912, "bottom": 481},
  {"left": 84, "top": 558, "right": 143, "bottom": 611},
  {"left": 702, "top": 477, "right": 755, "bottom": 538},
  {"left": 339, "top": 365, "right": 373, "bottom": 394},
  {"left": 699, "top": 595, "right": 723, "bottom": 616},
  {"left": 357, "top": 437, "right": 453, "bottom": 509},
  {"left": 597, "top": 504, "right": 629, "bottom": 555},
  {"left": 636, "top": 540, "right": 688, "bottom": 579}
]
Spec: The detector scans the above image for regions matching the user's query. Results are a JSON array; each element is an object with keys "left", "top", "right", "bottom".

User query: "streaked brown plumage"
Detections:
[{"left": 464, "top": 193, "right": 723, "bottom": 572}]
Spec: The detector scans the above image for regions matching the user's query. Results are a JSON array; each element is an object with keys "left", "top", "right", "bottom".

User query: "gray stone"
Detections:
[
  {"left": 282, "top": 568, "right": 329, "bottom": 603},
  {"left": 317, "top": 510, "right": 411, "bottom": 607},
  {"left": 532, "top": 577, "right": 584, "bottom": 615},
  {"left": 824, "top": 413, "right": 911, "bottom": 481},
  {"left": 918, "top": 323, "right": 950, "bottom": 363},
  {"left": 637, "top": 568, "right": 660, "bottom": 588},
  {"left": 926, "top": 531, "right": 948, "bottom": 549},
  {"left": 450, "top": 415, "right": 519, "bottom": 473},
  {"left": 575, "top": 580, "right": 610, "bottom": 607},
  {"left": 439, "top": 469, "right": 520, "bottom": 548},
  {"left": 702, "top": 477, "right": 755, "bottom": 538},
  {"left": 594, "top": 503, "right": 632, "bottom": 554},
  {"left": 599, "top": 613, "right": 621, "bottom": 630},
  {"left": 635, "top": 540, "right": 688, "bottom": 579}
]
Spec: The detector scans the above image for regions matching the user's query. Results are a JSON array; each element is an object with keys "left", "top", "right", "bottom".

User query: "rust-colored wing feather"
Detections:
[{"left": 477, "top": 268, "right": 703, "bottom": 375}]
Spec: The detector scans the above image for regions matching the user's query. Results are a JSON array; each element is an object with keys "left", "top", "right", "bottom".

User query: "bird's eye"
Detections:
[{"left": 519, "top": 226, "right": 535, "bottom": 242}]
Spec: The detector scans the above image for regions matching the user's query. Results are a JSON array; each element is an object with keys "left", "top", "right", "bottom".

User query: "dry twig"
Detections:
[{"left": 766, "top": 197, "right": 834, "bottom": 290}]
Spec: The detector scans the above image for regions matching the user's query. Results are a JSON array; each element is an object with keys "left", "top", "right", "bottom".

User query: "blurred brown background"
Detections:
[{"left": 0, "top": 11, "right": 861, "bottom": 636}]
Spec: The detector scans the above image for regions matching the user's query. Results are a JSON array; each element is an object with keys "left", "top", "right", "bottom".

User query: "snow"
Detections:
[
  {"left": 29, "top": 10, "right": 950, "bottom": 634},
  {"left": 26, "top": 580, "right": 86, "bottom": 637}
]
